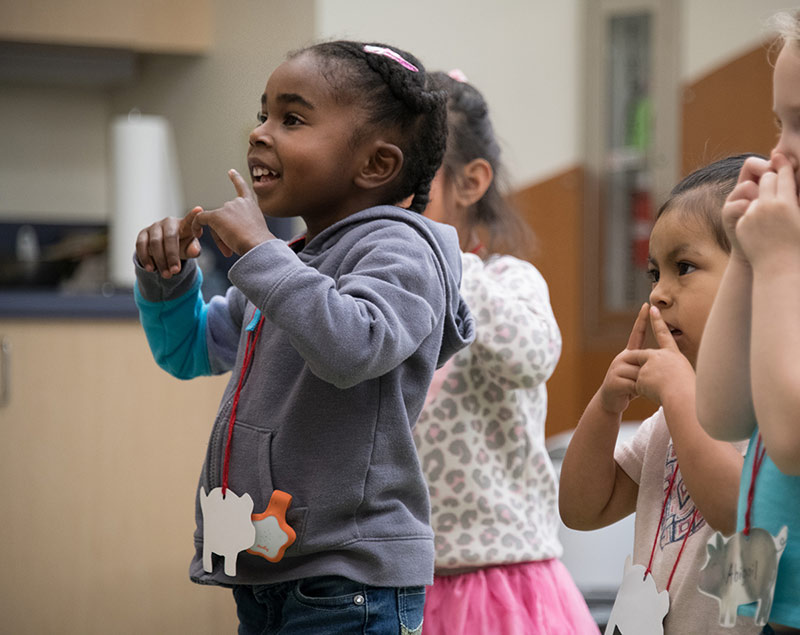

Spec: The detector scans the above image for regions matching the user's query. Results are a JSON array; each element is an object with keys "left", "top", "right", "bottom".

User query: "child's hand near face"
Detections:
[
  {"left": 598, "top": 302, "right": 649, "bottom": 416},
  {"left": 721, "top": 155, "right": 772, "bottom": 256},
  {"left": 136, "top": 206, "right": 204, "bottom": 278},
  {"left": 635, "top": 306, "right": 695, "bottom": 406},
  {"left": 193, "top": 169, "right": 276, "bottom": 258},
  {"left": 735, "top": 152, "right": 800, "bottom": 268}
]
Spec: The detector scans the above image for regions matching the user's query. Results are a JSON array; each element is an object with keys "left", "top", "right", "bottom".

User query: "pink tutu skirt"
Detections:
[{"left": 423, "top": 559, "right": 599, "bottom": 635}]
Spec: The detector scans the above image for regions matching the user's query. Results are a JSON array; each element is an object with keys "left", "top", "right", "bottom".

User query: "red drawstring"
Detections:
[
  {"left": 645, "top": 461, "right": 700, "bottom": 591},
  {"left": 666, "top": 508, "right": 699, "bottom": 591},
  {"left": 645, "top": 464, "right": 679, "bottom": 578},
  {"left": 743, "top": 434, "right": 766, "bottom": 537},
  {"left": 221, "top": 310, "right": 265, "bottom": 497}
]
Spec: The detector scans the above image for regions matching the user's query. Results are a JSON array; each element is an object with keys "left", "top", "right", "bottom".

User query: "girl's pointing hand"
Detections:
[
  {"left": 136, "top": 206, "right": 203, "bottom": 278},
  {"left": 635, "top": 306, "right": 693, "bottom": 406},
  {"left": 598, "top": 302, "right": 649, "bottom": 416},
  {"left": 193, "top": 169, "right": 276, "bottom": 257}
]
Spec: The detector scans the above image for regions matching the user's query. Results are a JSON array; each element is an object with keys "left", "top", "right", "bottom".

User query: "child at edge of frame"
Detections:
[
  {"left": 696, "top": 11, "right": 800, "bottom": 635},
  {"left": 132, "top": 40, "right": 474, "bottom": 635}
]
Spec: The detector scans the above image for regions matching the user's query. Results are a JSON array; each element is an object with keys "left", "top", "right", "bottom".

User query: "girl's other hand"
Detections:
[
  {"left": 598, "top": 302, "right": 649, "bottom": 416},
  {"left": 192, "top": 169, "right": 276, "bottom": 257},
  {"left": 135, "top": 206, "right": 203, "bottom": 278},
  {"left": 635, "top": 305, "right": 694, "bottom": 406},
  {"left": 737, "top": 153, "right": 800, "bottom": 267},
  {"left": 721, "top": 156, "right": 772, "bottom": 256}
]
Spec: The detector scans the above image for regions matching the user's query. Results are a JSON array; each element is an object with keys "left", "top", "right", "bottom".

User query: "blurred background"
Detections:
[{"left": 0, "top": 1, "right": 787, "bottom": 632}]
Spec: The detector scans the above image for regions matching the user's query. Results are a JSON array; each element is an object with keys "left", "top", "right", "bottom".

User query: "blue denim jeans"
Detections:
[{"left": 232, "top": 575, "right": 425, "bottom": 634}]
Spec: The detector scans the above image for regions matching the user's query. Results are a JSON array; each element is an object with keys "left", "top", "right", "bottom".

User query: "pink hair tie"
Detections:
[
  {"left": 448, "top": 68, "right": 468, "bottom": 83},
  {"left": 363, "top": 45, "right": 419, "bottom": 72}
]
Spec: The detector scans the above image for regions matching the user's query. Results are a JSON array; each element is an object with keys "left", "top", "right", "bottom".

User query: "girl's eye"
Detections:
[
  {"left": 647, "top": 268, "right": 659, "bottom": 284},
  {"left": 774, "top": 114, "right": 783, "bottom": 131},
  {"left": 677, "top": 262, "right": 697, "bottom": 276},
  {"left": 256, "top": 112, "right": 267, "bottom": 124},
  {"left": 284, "top": 114, "right": 302, "bottom": 126}
]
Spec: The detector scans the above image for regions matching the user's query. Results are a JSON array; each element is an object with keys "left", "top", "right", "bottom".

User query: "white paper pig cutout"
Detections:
[
  {"left": 604, "top": 555, "right": 670, "bottom": 635},
  {"left": 698, "top": 526, "right": 788, "bottom": 626},
  {"left": 200, "top": 487, "right": 256, "bottom": 577}
]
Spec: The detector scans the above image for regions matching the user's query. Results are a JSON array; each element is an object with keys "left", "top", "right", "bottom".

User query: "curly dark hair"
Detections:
[{"left": 290, "top": 40, "right": 448, "bottom": 213}]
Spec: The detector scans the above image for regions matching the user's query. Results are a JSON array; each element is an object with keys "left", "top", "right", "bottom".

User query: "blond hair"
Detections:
[{"left": 772, "top": 10, "right": 800, "bottom": 46}]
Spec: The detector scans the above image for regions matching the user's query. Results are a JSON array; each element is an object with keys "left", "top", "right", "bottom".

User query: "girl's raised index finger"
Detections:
[
  {"left": 626, "top": 302, "right": 650, "bottom": 350},
  {"left": 178, "top": 206, "right": 204, "bottom": 236},
  {"left": 649, "top": 305, "right": 679, "bottom": 350},
  {"left": 228, "top": 168, "right": 255, "bottom": 200}
]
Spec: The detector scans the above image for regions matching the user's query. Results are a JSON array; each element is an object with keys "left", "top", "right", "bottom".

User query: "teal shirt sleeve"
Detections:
[{"left": 134, "top": 270, "right": 212, "bottom": 379}]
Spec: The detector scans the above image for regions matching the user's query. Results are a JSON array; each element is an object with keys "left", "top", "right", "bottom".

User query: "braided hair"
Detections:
[
  {"left": 428, "top": 72, "right": 534, "bottom": 258},
  {"left": 290, "top": 41, "right": 447, "bottom": 213}
]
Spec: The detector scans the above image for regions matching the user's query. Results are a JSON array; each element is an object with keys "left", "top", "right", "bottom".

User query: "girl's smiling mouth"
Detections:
[{"left": 251, "top": 165, "right": 280, "bottom": 183}]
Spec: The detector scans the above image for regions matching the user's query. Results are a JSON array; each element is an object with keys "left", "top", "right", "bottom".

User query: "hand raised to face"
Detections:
[
  {"left": 735, "top": 153, "right": 800, "bottom": 267},
  {"left": 192, "top": 169, "right": 276, "bottom": 258},
  {"left": 598, "top": 302, "right": 650, "bottom": 416},
  {"left": 634, "top": 306, "right": 695, "bottom": 406},
  {"left": 721, "top": 156, "right": 772, "bottom": 256}
]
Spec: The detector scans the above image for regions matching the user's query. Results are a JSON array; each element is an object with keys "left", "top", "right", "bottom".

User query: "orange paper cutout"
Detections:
[{"left": 247, "top": 490, "right": 296, "bottom": 563}]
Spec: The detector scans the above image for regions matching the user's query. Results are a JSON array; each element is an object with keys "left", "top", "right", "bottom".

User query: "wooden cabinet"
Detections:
[
  {"left": 0, "top": 319, "right": 237, "bottom": 634},
  {"left": 0, "top": 0, "right": 212, "bottom": 54}
]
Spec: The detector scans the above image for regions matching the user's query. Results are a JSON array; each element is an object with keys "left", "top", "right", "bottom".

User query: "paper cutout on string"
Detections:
[
  {"left": 698, "top": 526, "right": 788, "bottom": 626},
  {"left": 604, "top": 555, "right": 669, "bottom": 635},
  {"left": 199, "top": 487, "right": 256, "bottom": 577},
  {"left": 248, "top": 490, "right": 296, "bottom": 562}
]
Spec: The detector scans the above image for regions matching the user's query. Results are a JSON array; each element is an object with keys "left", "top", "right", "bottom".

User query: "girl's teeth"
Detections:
[{"left": 251, "top": 166, "right": 277, "bottom": 178}]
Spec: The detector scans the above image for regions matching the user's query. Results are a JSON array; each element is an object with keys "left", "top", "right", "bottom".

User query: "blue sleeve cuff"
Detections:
[{"left": 134, "top": 270, "right": 212, "bottom": 379}]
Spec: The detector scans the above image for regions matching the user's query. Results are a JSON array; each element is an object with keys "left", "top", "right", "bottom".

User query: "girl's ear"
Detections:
[
  {"left": 454, "top": 158, "right": 493, "bottom": 208},
  {"left": 355, "top": 141, "right": 404, "bottom": 190}
]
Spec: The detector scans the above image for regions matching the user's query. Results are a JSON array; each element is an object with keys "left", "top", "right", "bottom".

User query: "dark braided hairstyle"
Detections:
[
  {"left": 289, "top": 40, "right": 447, "bottom": 213},
  {"left": 428, "top": 72, "right": 535, "bottom": 258}
]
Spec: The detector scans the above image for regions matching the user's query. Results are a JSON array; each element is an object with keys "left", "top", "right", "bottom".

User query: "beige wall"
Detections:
[
  {"left": 0, "top": 0, "right": 315, "bottom": 223},
  {"left": 0, "top": 83, "right": 109, "bottom": 221},
  {"left": 0, "top": 0, "right": 789, "bottom": 222},
  {"left": 315, "top": 0, "right": 583, "bottom": 190},
  {"left": 681, "top": 0, "right": 790, "bottom": 80}
]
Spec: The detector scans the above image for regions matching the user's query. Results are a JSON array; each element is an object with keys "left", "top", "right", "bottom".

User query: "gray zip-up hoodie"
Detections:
[{"left": 135, "top": 205, "right": 474, "bottom": 588}]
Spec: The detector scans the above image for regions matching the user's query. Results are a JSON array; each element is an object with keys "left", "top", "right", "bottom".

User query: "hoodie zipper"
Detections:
[{"left": 207, "top": 308, "right": 263, "bottom": 491}]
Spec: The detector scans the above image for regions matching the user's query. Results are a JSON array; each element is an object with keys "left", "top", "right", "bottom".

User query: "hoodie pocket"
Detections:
[{"left": 223, "top": 422, "right": 275, "bottom": 511}]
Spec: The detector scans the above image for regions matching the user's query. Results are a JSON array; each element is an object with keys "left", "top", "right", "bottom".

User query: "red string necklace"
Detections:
[
  {"left": 221, "top": 309, "right": 265, "bottom": 497},
  {"left": 743, "top": 434, "right": 767, "bottom": 537},
  {"left": 645, "top": 461, "right": 700, "bottom": 592}
]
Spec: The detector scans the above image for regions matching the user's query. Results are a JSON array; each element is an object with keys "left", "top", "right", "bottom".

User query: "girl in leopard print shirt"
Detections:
[{"left": 414, "top": 71, "right": 598, "bottom": 635}]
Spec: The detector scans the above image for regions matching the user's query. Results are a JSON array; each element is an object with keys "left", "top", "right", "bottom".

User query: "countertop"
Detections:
[{"left": 0, "top": 288, "right": 139, "bottom": 319}]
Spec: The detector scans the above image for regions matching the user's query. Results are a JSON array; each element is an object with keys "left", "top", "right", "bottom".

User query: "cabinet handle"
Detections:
[{"left": 0, "top": 335, "right": 10, "bottom": 408}]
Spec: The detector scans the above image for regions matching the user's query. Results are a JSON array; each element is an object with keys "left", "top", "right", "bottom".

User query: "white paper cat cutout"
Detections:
[
  {"left": 605, "top": 555, "right": 670, "bottom": 635},
  {"left": 199, "top": 487, "right": 256, "bottom": 577}
]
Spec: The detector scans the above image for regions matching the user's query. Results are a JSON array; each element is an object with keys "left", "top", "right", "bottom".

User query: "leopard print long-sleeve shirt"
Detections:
[{"left": 413, "top": 252, "right": 563, "bottom": 570}]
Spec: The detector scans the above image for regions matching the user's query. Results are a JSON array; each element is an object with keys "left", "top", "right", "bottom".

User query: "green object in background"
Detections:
[{"left": 627, "top": 95, "right": 652, "bottom": 152}]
